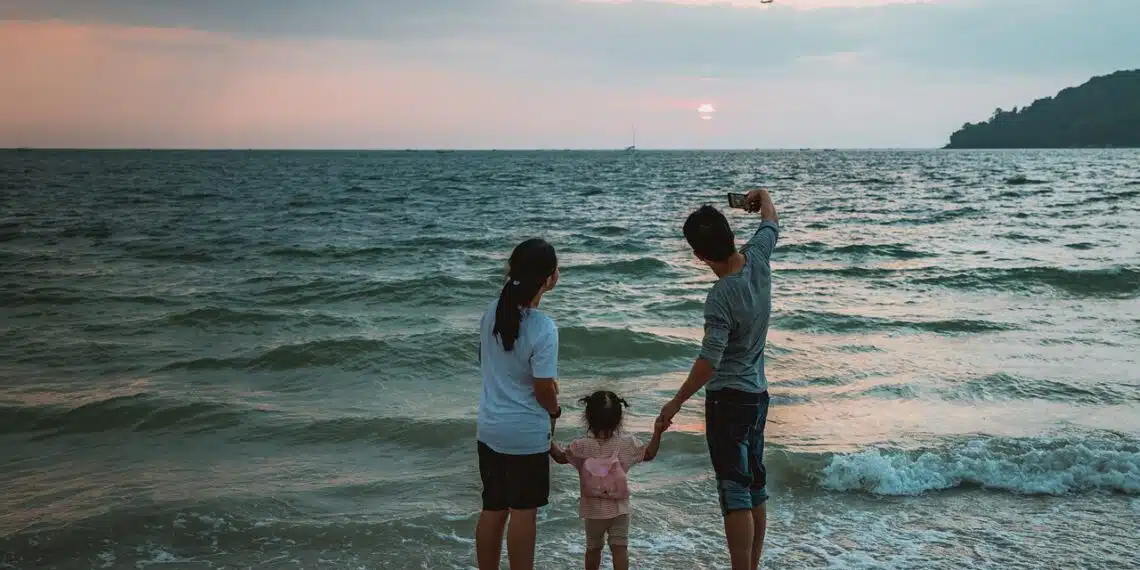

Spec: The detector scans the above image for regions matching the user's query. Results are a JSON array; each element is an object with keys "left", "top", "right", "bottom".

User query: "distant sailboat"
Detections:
[{"left": 624, "top": 126, "right": 636, "bottom": 151}]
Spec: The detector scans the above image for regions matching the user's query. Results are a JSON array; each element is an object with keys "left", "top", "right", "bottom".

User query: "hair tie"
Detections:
[{"left": 511, "top": 280, "right": 520, "bottom": 286}]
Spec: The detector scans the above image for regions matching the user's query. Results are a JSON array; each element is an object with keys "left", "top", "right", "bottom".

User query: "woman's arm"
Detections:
[
  {"left": 533, "top": 379, "right": 560, "bottom": 417},
  {"left": 531, "top": 321, "right": 561, "bottom": 417}
]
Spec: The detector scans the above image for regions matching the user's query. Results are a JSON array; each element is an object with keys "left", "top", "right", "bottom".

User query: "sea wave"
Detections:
[
  {"left": 650, "top": 430, "right": 1140, "bottom": 497},
  {"left": 645, "top": 298, "right": 704, "bottom": 313},
  {"left": 1080, "top": 189, "right": 1140, "bottom": 205},
  {"left": 778, "top": 242, "right": 932, "bottom": 259},
  {"left": 0, "top": 391, "right": 482, "bottom": 448},
  {"left": 1005, "top": 175, "right": 1048, "bottom": 185},
  {"left": 558, "top": 326, "right": 696, "bottom": 361},
  {"left": 254, "top": 274, "right": 495, "bottom": 306},
  {"left": 886, "top": 207, "right": 984, "bottom": 225},
  {"left": 1064, "top": 242, "right": 1098, "bottom": 250},
  {"left": 158, "top": 332, "right": 476, "bottom": 373},
  {"left": 777, "top": 266, "right": 899, "bottom": 279},
  {"left": 122, "top": 242, "right": 216, "bottom": 263},
  {"left": 248, "top": 416, "right": 474, "bottom": 447},
  {"left": 0, "top": 394, "right": 259, "bottom": 437},
  {"left": 266, "top": 245, "right": 395, "bottom": 261},
  {"left": 162, "top": 306, "right": 290, "bottom": 326},
  {"left": 996, "top": 187, "right": 1053, "bottom": 199},
  {"left": 942, "top": 373, "right": 1140, "bottom": 405},
  {"left": 563, "top": 257, "right": 673, "bottom": 277},
  {"left": 160, "top": 306, "right": 354, "bottom": 329},
  {"left": 59, "top": 222, "right": 113, "bottom": 239},
  {"left": 817, "top": 435, "right": 1140, "bottom": 496},
  {"left": 150, "top": 323, "right": 695, "bottom": 375},
  {"left": 588, "top": 224, "right": 631, "bottom": 236},
  {"left": 773, "top": 310, "right": 1012, "bottom": 334},
  {"left": 0, "top": 286, "right": 89, "bottom": 307},
  {"left": 915, "top": 266, "right": 1140, "bottom": 298}
]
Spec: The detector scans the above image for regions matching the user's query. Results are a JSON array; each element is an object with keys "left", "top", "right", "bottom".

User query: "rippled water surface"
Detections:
[{"left": 1, "top": 149, "right": 1139, "bottom": 569}]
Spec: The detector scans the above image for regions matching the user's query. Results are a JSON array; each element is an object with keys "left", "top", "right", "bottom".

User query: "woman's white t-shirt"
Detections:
[{"left": 476, "top": 300, "right": 559, "bottom": 455}]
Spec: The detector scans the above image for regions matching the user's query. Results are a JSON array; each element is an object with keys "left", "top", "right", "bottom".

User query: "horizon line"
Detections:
[{"left": 5, "top": 146, "right": 949, "bottom": 152}]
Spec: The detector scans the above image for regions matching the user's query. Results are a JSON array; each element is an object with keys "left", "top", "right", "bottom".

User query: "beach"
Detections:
[{"left": 2, "top": 148, "right": 1139, "bottom": 569}]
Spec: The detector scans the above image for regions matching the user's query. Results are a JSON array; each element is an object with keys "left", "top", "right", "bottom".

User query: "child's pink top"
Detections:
[{"left": 565, "top": 434, "right": 647, "bottom": 520}]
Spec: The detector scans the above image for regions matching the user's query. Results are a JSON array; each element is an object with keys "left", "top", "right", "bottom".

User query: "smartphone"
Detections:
[{"left": 727, "top": 192, "right": 748, "bottom": 209}]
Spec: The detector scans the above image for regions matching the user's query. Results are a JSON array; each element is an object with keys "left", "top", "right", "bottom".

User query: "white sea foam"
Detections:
[
  {"left": 134, "top": 547, "right": 188, "bottom": 568},
  {"left": 819, "top": 437, "right": 1140, "bottom": 495},
  {"left": 96, "top": 550, "right": 116, "bottom": 569}
]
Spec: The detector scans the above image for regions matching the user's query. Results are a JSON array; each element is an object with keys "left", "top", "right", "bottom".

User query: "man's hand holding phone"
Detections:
[
  {"left": 743, "top": 189, "right": 770, "bottom": 213},
  {"left": 728, "top": 189, "right": 771, "bottom": 212}
]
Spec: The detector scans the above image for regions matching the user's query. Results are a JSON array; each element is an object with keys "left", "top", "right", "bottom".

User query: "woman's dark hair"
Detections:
[
  {"left": 578, "top": 390, "right": 629, "bottom": 439},
  {"left": 493, "top": 238, "right": 558, "bottom": 352},
  {"left": 683, "top": 205, "right": 736, "bottom": 262}
]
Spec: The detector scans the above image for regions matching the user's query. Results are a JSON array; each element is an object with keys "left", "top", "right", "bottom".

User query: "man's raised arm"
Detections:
[{"left": 743, "top": 189, "right": 779, "bottom": 260}]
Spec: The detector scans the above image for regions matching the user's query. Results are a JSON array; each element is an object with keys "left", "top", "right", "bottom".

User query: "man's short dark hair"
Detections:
[{"left": 683, "top": 205, "right": 735, "bottom": 262}]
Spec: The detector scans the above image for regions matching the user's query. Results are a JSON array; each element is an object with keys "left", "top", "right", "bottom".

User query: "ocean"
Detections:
[{"left": 1, "top": 149, "right": 1138, "bottom": 570}]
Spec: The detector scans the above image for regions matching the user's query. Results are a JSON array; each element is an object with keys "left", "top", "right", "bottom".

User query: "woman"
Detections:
[{"left": 475, "top": 238, "right": 562, "bottom": 570}]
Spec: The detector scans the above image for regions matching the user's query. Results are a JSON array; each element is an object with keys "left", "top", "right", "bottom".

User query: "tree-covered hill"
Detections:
[{"left": 945, "top": 70, "right": 1140, "bottom": 149}]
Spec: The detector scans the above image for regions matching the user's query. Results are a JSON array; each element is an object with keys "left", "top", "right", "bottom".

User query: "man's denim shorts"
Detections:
[{"left": 705, "top": 388, "right": 770, "bottom": 514}]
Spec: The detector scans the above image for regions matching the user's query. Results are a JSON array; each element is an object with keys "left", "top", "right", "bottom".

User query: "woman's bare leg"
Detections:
[
  {"left": 506, "top": 508, "right": 538, "bottom": 570},
  {"left": 476, "top": 510, "right": 509, "bottom": 570}
]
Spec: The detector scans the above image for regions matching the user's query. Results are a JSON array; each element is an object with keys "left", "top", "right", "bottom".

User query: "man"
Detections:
[{"left": 658, "top": 188, "right": 778, "bottom": 570}]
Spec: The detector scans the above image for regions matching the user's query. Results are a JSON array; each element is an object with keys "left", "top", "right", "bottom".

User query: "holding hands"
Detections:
[{"left": 656, "top": 398, "right": 681, "bottom": 433}]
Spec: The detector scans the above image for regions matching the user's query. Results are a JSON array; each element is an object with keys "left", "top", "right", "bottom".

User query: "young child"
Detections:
[{"left": 550, "top": 390, "right": 665, "bottom": 570}]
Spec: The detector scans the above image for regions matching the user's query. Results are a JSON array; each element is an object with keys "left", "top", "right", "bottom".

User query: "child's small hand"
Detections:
[{"left": 654, "top": 416, "right": 669, "bottom": 434}]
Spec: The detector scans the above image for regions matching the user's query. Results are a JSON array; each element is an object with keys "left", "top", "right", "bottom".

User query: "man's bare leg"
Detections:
[
  {"left": 476, "top": 510, "right": 509, "bottom": 570},
  {"left": 723, "top": 509, "right": 754, "bottom": 570},
  {"left": 750, "top": 504, "right": 767, "bottom": 569},
  {"left": 506, "top": 508, "right": 538, "bottom": 570}
]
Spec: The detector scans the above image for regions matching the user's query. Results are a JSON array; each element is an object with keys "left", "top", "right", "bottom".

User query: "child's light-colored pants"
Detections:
[{"left": 584, "top": 514, "right": 630, "bottom": 550}]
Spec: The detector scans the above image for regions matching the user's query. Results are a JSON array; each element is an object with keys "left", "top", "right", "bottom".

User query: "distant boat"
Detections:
[{"left": 624, "top": 126, "right": 636, "bottom": 151}]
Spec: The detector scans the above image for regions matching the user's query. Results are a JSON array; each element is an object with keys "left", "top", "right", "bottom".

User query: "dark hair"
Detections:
[
  {"left": 683, "top": 205, "right": 735, "bottom": 262},
  {"left": 578, "top": 390, "right": 629, "bottom": 439},
  {"left": 493, "top": 238, "right": 558, "bottom": 352}
]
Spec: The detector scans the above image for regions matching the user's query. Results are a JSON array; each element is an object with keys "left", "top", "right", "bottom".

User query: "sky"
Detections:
[{"left": 0, "top": 0, "right": 1137, "bottom": 149}]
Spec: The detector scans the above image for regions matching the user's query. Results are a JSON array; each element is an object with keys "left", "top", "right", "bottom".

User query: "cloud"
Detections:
[
  {"left": 1, "top": 0, "right": 510, "bottom": 40},
  {"left": 5, "top": 0, "right": 1137, "bottom": 78},
  {"left": 581, "top": 0, "right": 952, "bottom": 9},
  {"left": 0, "top": 19, "right": 662, "bottom": 148},
  {"left": 0, "top": 0, "right": 1137, "bottom": 148}
]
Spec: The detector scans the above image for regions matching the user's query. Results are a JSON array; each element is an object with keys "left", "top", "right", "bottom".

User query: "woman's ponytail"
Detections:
[{"left": 492, "top": 238, "right": 558, "bottom": 352}]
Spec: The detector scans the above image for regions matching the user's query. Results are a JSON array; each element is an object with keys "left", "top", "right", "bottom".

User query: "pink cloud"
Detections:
[
  {"left": 579, "top": 0, "right": 954, "bottom": 9},
  {"left": 0, "top": 20, "right": 651, "bottom": 148},
  {"left": 0, "top": 17, "right": 1081, "bottom": 149}
]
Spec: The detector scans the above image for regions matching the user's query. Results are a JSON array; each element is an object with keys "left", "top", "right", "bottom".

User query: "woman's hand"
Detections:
[{"left": 549, "top": 443, "right": 570, "bottom": 465}]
